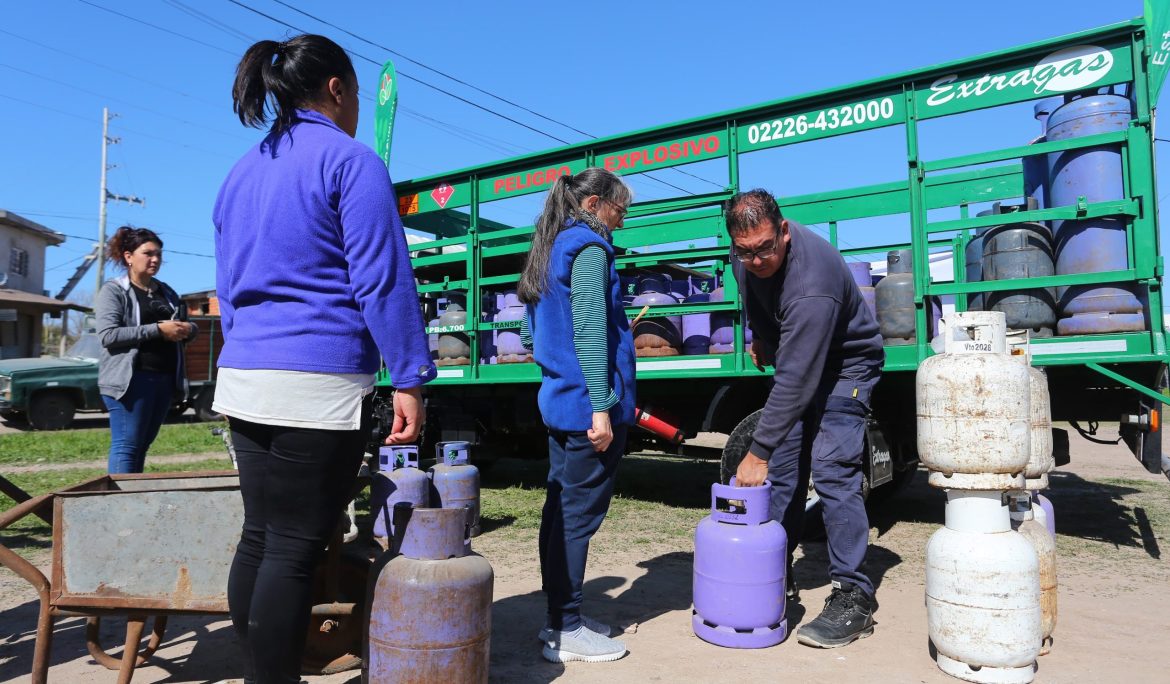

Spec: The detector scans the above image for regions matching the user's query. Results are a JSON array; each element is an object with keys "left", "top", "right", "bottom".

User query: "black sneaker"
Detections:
[{"left": 795, "top": 581, "right": 876, "bottom": 648}]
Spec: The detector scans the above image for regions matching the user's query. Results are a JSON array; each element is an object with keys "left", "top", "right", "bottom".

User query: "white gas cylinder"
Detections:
[
  {"left": 1011, "top": 494, "right": 1057, "bottom": 656},
  {"left": 917, "top": 312, "right": 1031, "bottom": 490},
  {"left": 1006, "top": 331, "right": 1055, "bottom": 489},
  {"left": 926, "top": 490, "right": 1042, "bottom": 683}
]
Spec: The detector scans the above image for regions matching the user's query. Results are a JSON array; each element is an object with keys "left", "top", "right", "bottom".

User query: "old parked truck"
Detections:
[
  {"left": 0, "top": 313, "right": 225, "bottom": 430},
  {"left": 371, "top": 5, "right": 1170, "bottom": 495}
]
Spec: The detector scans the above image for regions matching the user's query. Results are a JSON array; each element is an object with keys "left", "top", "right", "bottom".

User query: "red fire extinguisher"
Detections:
[{"left": 634, "top": 404, "right": 685, "bottom": 444}]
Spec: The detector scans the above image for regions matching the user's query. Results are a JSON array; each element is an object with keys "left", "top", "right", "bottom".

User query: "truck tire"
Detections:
[
  {"left": 28, "top": 391, "right": 76, "bottom": 431},
  {"left": 721, "top": 409, "right": 871, "bottom": 541},
  {"left": 193, "top": 387, "right": 222, "bottom": 423}
]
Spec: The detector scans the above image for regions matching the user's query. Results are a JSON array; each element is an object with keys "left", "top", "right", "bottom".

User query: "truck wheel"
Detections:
[
  {"left": 722, "top": 409, "right": 872, "bottom": 541},
  {"left": 721, "top": 409, "right": 827, "bottom": 539},
  {"left": 28, "top": 391, "right": 76, "bottom": 431},
  {"left": 193, "top": 387, "right": 222, "bottom": 423}
]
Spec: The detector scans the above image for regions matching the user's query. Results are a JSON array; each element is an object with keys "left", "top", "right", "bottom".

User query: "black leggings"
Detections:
[{"left": 226, "top": 404, "right": 369, "bottom": 684}]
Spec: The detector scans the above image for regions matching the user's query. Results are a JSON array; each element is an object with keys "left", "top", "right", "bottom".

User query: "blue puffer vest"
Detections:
[{"left": 528, "top": 223, "right": 636, "bottom": 432}]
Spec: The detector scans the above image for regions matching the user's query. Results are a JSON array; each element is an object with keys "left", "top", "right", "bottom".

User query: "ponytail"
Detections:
[
  {"left": 517, "top": 168, "right": 631, "bottom": 304},
  {"left": 231, "top": 34, "right": 356, "bottom": 133}
]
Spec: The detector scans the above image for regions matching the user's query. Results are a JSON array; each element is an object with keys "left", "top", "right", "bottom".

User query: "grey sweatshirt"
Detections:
[
  {"left": 95, "top": 275, "right": 196, "bottom": 401},
  {"left": 733, "top": 221, "right": 885, "bottom": 457}
]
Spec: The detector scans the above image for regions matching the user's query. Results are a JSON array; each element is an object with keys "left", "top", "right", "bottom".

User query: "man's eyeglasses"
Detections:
[{"left": 733, "top": 239, "right": 779, "bottom": 263}]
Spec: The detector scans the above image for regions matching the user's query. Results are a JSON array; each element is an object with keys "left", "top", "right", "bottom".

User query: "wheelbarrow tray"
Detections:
[{"left": 50, "top": 471, "right": 242, "bottom": 614}]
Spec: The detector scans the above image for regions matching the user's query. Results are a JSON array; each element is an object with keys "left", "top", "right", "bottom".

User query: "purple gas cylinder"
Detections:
[
  {"left": 480, "top": 293, "right": 498, "bottom": 364},
  {"left": 1023, "top": 97, "right": 1063, "bottom": 210},
  {"left": 693, "top": 480, "right": 788, "bottom": 648},
  {"left": 425, "top": 297, "right": 443, "bottom": 361},
  {"left": 429, "top": 441, "right": 481, "bottom": 538},
  {"left": 632, "top": 275, "right": 682, "bottom": 357},
  {"left": 368, "top": 506, "right": 493, "bottom": 683},
  {"left": 1032, "top": 491, "right": 1056, "bottom": 538},
  {"left": 436, "top": 293, "right": 471, "bottom": 366},
  {"left": 708, "top": 286, "right": 735, "bottom": 354},
  {"left": 1046, "top": 94, "right": 1145, "bottom": 334},
  {"left": 493, "top": 291, "right": 532, "bottom": 363},
  {"left": 681, "top": 277, "right": 715, "bottom": 356},
  {"left": 929, "top": 295, "right": 944, "bottom": 338},
  {"left": 371, "top": 446, "right": 430, "bottom": 538},
  {"left": 847, "top": 261, "right": 877, "bottom": 320}
]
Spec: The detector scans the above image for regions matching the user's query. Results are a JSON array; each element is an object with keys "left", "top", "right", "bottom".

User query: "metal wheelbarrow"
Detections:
[{"left": 0, "top": 470, "right": 369, "bottom": 683}]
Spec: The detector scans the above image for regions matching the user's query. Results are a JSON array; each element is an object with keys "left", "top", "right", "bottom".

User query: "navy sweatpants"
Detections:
[
  {"left": 765, "top": 380, "right": 877, "bottom": 598},
  {"left": 539, "top": 424, "right": 628, "bottom": 632}
]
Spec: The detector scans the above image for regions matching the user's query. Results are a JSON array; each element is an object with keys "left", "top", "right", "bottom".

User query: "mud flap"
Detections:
[
  {"left": 1119, "top": 364, "right": 1167, "bottom": 478},
  {"left": 866, "top": 418, "right": 893, "bottom": 489}
]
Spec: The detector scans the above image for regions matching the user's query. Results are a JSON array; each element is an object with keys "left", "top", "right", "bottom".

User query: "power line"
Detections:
[
  {"left": 268, "top": 0, "right": 726, "bottom": 193},
  {"left": 0, "top": 28, "right": 227, "bottom": 111},
  {"left": 56, "top": 2, "right": 546, "bottom": 167},
  {"left": 0, "top": 63, "right": 252, "bottom": 143},
  {"left": 225, "top": 0, "right": 711, "bottom": 195},
  {"left": 223, "top": 0, "right": 576, "bottom": 146},
  {"left": 76, "top": 0, "right": 238, "bottom": 56},
  {"left": 0, "top": 93, "right": 92, "bottom": 123},
  {"left": 46, "top": 254, "right": 92, "bottom": 272},
  {"left": 164, "top": 0, "right": 254, "bottom": 44},
  {"left": 59, "top": 232, "right": 215, "bottom": 259},
  {"left": 270, "top": 0, "right": 593, "bottom": 140}
]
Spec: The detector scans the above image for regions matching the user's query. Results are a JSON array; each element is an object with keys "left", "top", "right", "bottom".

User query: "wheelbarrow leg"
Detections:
[
  {"left": 87, "top": 615, "right": 169, "bottom": 671},
  {"left": 0, "top": 542, "right": 56, "bottom": 684},
  {"left": 116, "top": 616, "right": 147, "bottom": 684},
  {"left": 30, "top": 600, "right": 53, "bottom": 684}
]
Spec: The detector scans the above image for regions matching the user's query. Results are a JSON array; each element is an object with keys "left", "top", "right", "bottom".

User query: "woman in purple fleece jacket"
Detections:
[{"left": 213, "top": 34, "right": 434, "bottom": 684}]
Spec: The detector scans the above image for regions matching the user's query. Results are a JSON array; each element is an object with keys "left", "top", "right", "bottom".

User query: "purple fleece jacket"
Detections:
[{"left": 213, "top": 109, "right": 436, "bottom": 388}]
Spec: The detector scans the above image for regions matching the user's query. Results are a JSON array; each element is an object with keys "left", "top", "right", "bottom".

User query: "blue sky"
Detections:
[{"left": 1, "top": 0, "right": 1166, "bottom": 301}]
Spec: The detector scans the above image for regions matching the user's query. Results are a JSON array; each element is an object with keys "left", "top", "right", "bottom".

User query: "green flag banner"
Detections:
[
  {"left": 375, "top": 60, "right": 399, "bottom": 167},
  {"left": 1147, "top": 0, "right": 1170, "bottom": 103}
]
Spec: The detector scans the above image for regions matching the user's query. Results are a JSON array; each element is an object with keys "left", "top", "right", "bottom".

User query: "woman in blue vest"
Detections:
[{"left": 518, "top": 167, "right": 636, "bottom": 664}]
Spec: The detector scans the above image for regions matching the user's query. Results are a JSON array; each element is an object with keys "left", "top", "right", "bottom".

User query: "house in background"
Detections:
[
  {"left": 181, "top": 288, "right": 219, "bottom": 316},
  {"left": 0, "top": 210, "right": 88, "bottom": 358}
]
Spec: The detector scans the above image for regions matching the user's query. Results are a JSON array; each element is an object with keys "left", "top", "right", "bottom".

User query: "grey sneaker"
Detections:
[
  {"left": 541, "top": 625, "right": 627, "bottom": 663},
  {"left": 537, "top": 614, "right": 613, "bottom": 642}
]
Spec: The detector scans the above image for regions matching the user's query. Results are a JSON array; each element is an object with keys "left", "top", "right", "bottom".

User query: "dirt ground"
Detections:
[{"left": 1, "top": 425, "right": 1166, "bottom": 683}]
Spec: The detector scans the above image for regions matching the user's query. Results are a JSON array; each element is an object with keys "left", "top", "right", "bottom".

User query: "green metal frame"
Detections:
[{"left": 379, "top": 16, "right": 1167, "bottom": 392}]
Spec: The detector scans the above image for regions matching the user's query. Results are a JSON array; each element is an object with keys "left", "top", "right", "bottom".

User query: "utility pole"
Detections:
[{"left": 95, "top": 108, "right": 145, "bottom": 292}]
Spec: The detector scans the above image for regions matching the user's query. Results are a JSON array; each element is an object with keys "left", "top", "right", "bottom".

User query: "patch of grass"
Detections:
[
  {"left": 474, "top": 453, "right": 713, "bottom": 559},
  {"left": 0, "top": 423, "right": 225, "bottom": 465}
]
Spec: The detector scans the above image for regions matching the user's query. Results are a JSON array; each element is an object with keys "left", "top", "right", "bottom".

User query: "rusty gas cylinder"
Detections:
[{"left": 368, "top": 506, "right": 493, "bottom": 683}]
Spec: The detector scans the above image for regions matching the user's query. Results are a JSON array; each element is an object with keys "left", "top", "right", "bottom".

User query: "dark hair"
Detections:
[
  {"left": 517, "top": 167, "right": 632, "bottom": 304},
  {"left": 725, "top": 189, "right": 784, "bottom": 236},
  {"left": 232, "top": 34, "right": 356, "bottom": 133},
  {"left": 107, "top": 226, "right": 163, "bottom": 267}
]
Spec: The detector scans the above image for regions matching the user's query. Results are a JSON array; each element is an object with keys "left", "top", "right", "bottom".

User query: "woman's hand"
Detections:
[
  {"left": 158, "top": 320, "right": 192, "bottom": 342},
  {"left": 385, "top": 386, "right": 425, "bottom": 445},
  {"left": 587, "top": 411, "right": 614, "bottom": 453}
]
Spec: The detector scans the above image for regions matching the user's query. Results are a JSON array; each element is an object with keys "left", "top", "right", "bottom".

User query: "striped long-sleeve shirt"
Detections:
[{"left": 520, "top": 245, "right": 618, "bottom": 413}]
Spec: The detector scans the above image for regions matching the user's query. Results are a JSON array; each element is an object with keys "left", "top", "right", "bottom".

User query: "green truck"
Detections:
[
  {"left": 375, "top": 9, "right": 1170, "bottom": 493},
  {"left": 0, "top": 333, "right": 105, "bottom": 430}
]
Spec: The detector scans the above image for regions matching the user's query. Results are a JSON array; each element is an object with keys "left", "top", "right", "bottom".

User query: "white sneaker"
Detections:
[
  {"left": 542, "top": 625, "right": 627, "bottom": 663},
  {"left": 537, "top": 614, "right": 613, "bottom": 642}
]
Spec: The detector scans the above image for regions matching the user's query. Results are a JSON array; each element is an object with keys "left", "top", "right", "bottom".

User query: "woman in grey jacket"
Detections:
[{"left": 95, "top": 226, "right": 197, "bottom": 473}]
